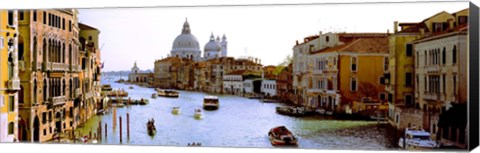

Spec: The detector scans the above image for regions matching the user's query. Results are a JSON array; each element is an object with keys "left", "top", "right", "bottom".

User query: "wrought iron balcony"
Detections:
[{"left": 423, "top": 92, "right": 441, "bottom": 101}]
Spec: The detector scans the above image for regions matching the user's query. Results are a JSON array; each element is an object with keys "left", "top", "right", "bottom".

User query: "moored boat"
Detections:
[
  {"left": 151, "top": 93, "right": 157, "bottom": 99},
  {"left": 268, "top": 126, "right": 298, "bottom": 146},
  {"left": 203, "top": 95, "right": 219, "bottom": 110},
  {"left": 158, "top": 89, "right": 180, "bottom": 98},
  {"left": 398, "top": 126, "right": 438, "bottom": 150}
]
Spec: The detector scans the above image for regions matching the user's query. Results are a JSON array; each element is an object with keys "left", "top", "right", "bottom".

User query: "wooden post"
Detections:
[
  {"left": 127, "top": 113, "right": 130, "bottom": 139},
  {"left": 119, "top": 116, "right": 122, "bottom": 143},
  {"left": 105, "top": 123, "right": 108, "bottom": 140}
]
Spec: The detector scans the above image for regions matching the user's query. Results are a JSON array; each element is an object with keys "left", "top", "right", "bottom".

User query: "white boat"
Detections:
[
  {"left": 325, "top": 111, "right": 333, "bottom": 115},
  {"left": 194, "top": 108, "right": 203, "bottom": 119},
  {"left": 268, "top": 126, "right": 298, "bottom": 146},
  {"left": 203, "top": 95, "right": 219, "bottom": 110},
  {"left": 316, "top": 108, "right": 326, "bottom": 115},
  {"left": 158, "top": 89, "right": 180, "bottom": 98},
  {"left": 398, "top": 126, "right": 438, "bottom": 150},
  {"left": 172, "top": 107, "right": 181, "bottom": 115},
  {"left": 151, "top": 93, "right": 157, "bottom": 99}
]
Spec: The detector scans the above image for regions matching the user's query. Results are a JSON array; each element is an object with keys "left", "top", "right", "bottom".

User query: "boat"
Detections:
[
  {"left": 151, "top": 93, "right": 157, "bottom": 99},
  {"left": 316, "top": 108, "right": 326, "bottom": 115},
  {"left": 138, "top": 98, "right": 149, "bottom": 105},
  {"left": 325, "top": 111, "right": 333, "bottom": 115},
  {"left": 398, "top": 126, "right": 438, "bottom": 150},
  {"left": 194, "top": 108, "right": 203, "bottom": 119},
  {"left": 262, "top": 99, "right": 281, "bottom": 103},
  {"left": 157, "top": 89, "right": 180, "bottom": 98},
  {"left": 129, "top": 86, "right": 134, "bottom": 89},
  {"left": 275, "top": 106, "right": 307, "bottom": 117},
  {"left": 203, "top": 95, "right": 219, "bottom": 110},
  {"left": 268, "top": 126, "right": 298, "bottom": 146},
  {"left": 101, "top": 84, "right": 113, "bottom": 92},
  {"left": 172, "top": 107, "right": 181, "bottom": 115},
  {"left": 147, "top": 119, "right": 156, "bottom": 136}
]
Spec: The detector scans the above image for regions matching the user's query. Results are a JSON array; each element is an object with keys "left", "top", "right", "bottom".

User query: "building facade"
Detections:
[{"left": 1, "top": 10, "right": 20, "bottom": 142}]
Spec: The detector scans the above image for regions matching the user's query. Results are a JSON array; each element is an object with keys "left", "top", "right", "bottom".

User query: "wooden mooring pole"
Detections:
[
  {"left": 119, "top": 116, "right": 123, "bottom": 143},
  {"left": 127, "top": 113, "right": 130, "bottom": 139},
  {"left": 105, "top": 123, "right": 108, "bottom": 140}
]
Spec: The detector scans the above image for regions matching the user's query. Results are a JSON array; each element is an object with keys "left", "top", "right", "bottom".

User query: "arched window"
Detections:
[
  {"left": 384, "top": 57, "right": 388, "bottom": 71},
  {"left": 33, "top": 79, "right": 38, "bottom": 104},
  {"left": 351, "top": 57, "right": 357, "bottom": 72},
  {"left": 19, "top": 86, "right": 24, "bottom": 104},
  {"left": 62, "top": 79, "right": 66, "bottom": 96},
  {"left": 452, "top": 45, "right": 457, "bottom": 64},
  {"left": 8, "top": 122, "right": 14, "bottom": 134},
  {"left": 350, "top": 77, "right": 357, "bottom": 91},
  {"left": 442, "top": 47, "right": 446, "bottom": 64},
  {"left": 43, "top": 79, "right": 48, "bottom": 103}
]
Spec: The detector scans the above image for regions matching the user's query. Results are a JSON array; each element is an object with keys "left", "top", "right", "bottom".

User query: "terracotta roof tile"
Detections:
[
  {"left": 79, "top": 23, "right": 99, "bottom": 31},
  {"left": 313, "top": 37, "right": 388, "bottom": 54}
]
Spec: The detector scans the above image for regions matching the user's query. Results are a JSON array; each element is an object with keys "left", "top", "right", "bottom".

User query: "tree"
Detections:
[{"left": 357, "top": 82, "right": 379, "bottom": 100}]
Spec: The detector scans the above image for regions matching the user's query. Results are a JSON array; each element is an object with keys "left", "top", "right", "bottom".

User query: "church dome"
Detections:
[
  {"left": 204, "top": 33, "right": 221, "bottom": 52},
  {"left": 172, "top": 19, "right": 200, "bottom": 50}
]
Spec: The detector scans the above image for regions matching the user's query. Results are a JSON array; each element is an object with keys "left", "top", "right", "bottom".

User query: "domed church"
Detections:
[
  {"left": 170, "top": 19, "right": 228, "bottom": 61},
  {"left": 171, "top": 19, "right": 202, "bottom": 61}
]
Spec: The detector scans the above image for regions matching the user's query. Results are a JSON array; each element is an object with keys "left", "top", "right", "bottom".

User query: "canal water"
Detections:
[{"left": 77, "top": 76, "right": 398, "bottom": 150}]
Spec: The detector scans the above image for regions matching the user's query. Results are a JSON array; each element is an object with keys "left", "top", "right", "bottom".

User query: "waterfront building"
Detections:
[
  {"left": 15, "top": 9, "right": 81, "bottom": 142},
  {"left": 128, "top": 61, "right": 153, "bottom": 84},
  {"left": 153, "top": 57, "right": 195, "bottom": 90},
  {"left": 0, "top": 10, "right": 20, "bottom": 142},
  {"left": 310, "top": 35, "right": 389, "bottom": 113},
  {"left": 410, "top": 8, "right": 468, "bottom": 148},
  {"left": 261, "top": 79, "right": 277, "bottom": 98},
  {"left": 384, "top": 9, "right": 466, "bottom": 132},
  {"left": 79, "top": 22, "right": 102, "bottom": 125},
  {"left": 223, "top": 70, "right": 246, "bottom": 95},
  {"left": 276, "top": 64, "right": 293, "bottom": 103}
]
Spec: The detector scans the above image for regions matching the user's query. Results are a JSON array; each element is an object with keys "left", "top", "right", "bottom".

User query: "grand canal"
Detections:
[{"left": 76, "top": 77, "right": 398, "bottom": 150}]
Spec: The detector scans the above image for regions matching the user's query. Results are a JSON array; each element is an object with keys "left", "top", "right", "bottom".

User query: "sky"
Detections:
[{"left": 76, "top": 1, "right": 468, "bottom": 71}]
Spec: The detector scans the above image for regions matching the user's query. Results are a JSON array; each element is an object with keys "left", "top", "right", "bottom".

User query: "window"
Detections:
[
  {"left": 443, "top": 74, "right": 446, "bottom": 93},
  {"left": 309, "top": 45, "right": 314, "bottom": 52},
  {"left": 405, "top": 94, "right": 413, "bottom": 106},
  {"left": 452, "top": 45, "right": 457, "bottom": 64},
  {"left": 33, "top": 11, "right": 37, "bottom": 22},
  {"left": 379, "top": 93, "right": 386, "bottom": 101},
  {"left": 43, "top": 129, "right": 46, "bottom": 136},
  {"left": 442, "top": 47, "right": 446, "bottom": 64},
  {"left": 19, "top": 10, "right": 24, "bottom": 20},
  {"left": 406, "top": 44, "right": 412, "bottom": 56},
  {"left": 388, "top": 93, "right": 393, "bottom": 103},
  {"left": 8, "top": 10, "right": 14, "bottom": 26},
  {"left": 68, "top": 20, "right": 72, "bottom": 32},
  {"left": 62, "top": 18, "right": 65, "bottom": 30},
  {"left": 8, "top": 122, "right": 14, "bottom": 134},
  {"left": 0, "top": 37, "right": 3, "bottom": 49},
  {"left": 350, "top": 77, "right": 357, "bottom": 91},
  {"left": 8, "top": 96, "right": 14, "bottom": 112},
  {"left": 453, "top": 75, "right": 457, "bottom": 96},
  {"left": 42, "top": 112, "right": 47, "bottom": 124},
  {"left": 326, "top": 36, "right": 330, "bottom": 42},
  {"left": 384, "top": 57, "right": 389, "bottom": 71},
  {"left": 43, "top": 12, "right": 46, "bottom": 24},
  {"left": 432, "top": 22, "right": 446, "bottom": 32},
  {"left": 458, "top": 16, "right": 468, "bottom": 25},
  {"left": 351, "top": 57, "right": 357, "bottom": 72},
  {"left": 405, "top": 72, "right": 412, "bottom": 87}
]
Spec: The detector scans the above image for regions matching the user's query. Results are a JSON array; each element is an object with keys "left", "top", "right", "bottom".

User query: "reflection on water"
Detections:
[{"left": 77, "top": 76, "right": 396, "bottom": 150}]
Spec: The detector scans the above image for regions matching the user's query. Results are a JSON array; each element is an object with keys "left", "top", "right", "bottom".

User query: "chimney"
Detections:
[
  {"left": 448, "top": 19, "right": 454, "bottom": 30},
  {"left": 420, "top": 28, "right": 425, "bottom": 38},
  {"left": 393, "top": 21, "right": 398, "bottom": 33},
  {"left": 296, "top": 40, "right": 299, "bottom": 45}
]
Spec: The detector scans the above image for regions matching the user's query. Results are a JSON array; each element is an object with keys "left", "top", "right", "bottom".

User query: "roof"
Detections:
[
  {"left": 411, "top": 24, "right": 468, "bottom": 44},
  {"left": 79, "top": 23, "right": 99, "bottom": 31},
  {"left": 397, "top": 22, "right": 429, "bottom": 33},
  {"left": 225, "top": 70, "right": 247, "bottom": 75},
  {"left": 312, "top": 37, "right": 389, "bottom": 54}
]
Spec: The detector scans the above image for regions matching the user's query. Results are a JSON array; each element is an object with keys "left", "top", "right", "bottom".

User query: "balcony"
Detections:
[
  {"left": 424, "top": 92, "right": 440, "bottom": 101},
  {"left": 307, "top": 88, "right": 322, "bottom": 93},
  {"left": 70, "top": 64, "right": 82, "bottom": 72},
  {"left": 6, "top": 79, "right": 21, "bottom": 92},
  {"left": 52, "top": 96, "right": 66, "bottom": 106},
  {"left": 326, "top": 89, "right": 337, "bottom": 94},
  {"left": 52, "top": 62, "right": 68, "bottom": 71},
  {"left": 426, "top": 65, "right": 440, "bottom": 73}
]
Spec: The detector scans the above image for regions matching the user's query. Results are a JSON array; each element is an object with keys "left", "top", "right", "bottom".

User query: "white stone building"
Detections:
[
  {"left": 204, "top": 33, "right": 227, "bottom": 60},
  {"left": 261, "top": 79, "right": 277, "bottom": 97},
  {"left": 223, "top": 70, "right": 245, "bottom": 95},
  {"left": 170, "top": 19, "right": 202, "bottom": 61}
]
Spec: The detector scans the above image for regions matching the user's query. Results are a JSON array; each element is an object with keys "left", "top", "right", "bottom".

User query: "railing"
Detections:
[
  {"left": 426, "top": 65, "right": 440, "bottom": 72},
  {"left": 307, "top": 88, "right": 321, "bottom": 93},
  {"left": 423, "top": 92, "right": 440, "bottom": 101},
  {"left": 52, "top": 62, "right": 68, "bottom": 71},
  {"left": 326, "top": 89, "right": 337, "bottom": 94}
]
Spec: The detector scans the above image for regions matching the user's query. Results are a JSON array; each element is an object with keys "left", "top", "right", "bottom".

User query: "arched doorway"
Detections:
[
  {"left": 18, "top": 116, "right": 28, "bottom": 141},
  {"left": 33, "top": 116, "right": 40, "bottom": 142},
  {"left": 55, "top": 112, "right": 62, "bottom": 133}
]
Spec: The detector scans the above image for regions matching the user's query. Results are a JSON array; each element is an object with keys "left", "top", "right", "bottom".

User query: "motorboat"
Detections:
[
  {"left": 151, "top": 93, "right": 157, "bottom": 99},
  {"left": 194, "top": 108, "right": 203, "bottom": 119},
  {"left": 203, "top": 95, "right": 219, "bottom": 110},
  {"left": 275, "top": 106, "right": 307, "bottom": 117},
  {"left": 129, "top": 86, "right": 134, "bottom": 89},
  {"left": 158, "top": 89, "right": 180, "bottom": 98},
  {"left": 172, "top": 107, "right": 181, "bottom": 115},
  {"left": 147, "top": 119, "right": 156, "bottom": 136},
  {"left": 398, "top": 126, "right": 438, "bottom": 150},
  {"left": 101, "top": 84, "right": 113, "bottom": 92},
  {"left": 268, "top": 126, "right": 298, "bottom": 146}
]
